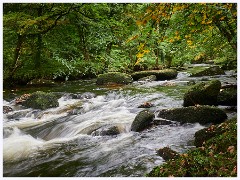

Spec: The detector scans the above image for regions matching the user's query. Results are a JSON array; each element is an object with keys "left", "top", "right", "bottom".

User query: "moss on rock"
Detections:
[
  {"left": 157, "top": 105, "right": 227, "bottom": 125},
  {"left": 131, "top": 69, "right": 178, "bottom": 81},
  {"left": 194, "top": 118, "right": 236, "bottom": 147},
  {"left": 183, "top": 80, "right": 221, "bottom": 107},
  {"left": 190, "top": 66, "right": 225, "bottom": 77},
  {"left": 217, "top": 87, "right": 237, "bottom": 106},
  {"left": 22, "top": 91, "right": 59, "bottom": 110},
  {"left": 131, "top": 110, "right": 155, "bottom": 132},
  {"left": 96, "top": 72, "right": 133, "bottom": 85},
  {"left": 138, "top": 75, "right": 157, "bottom": 81},
  {"left": 157, "top": 147, "right": 180, "bottom": 161},
  {"left": 146, "top": 118, "right": 237, "bottom": 177}
]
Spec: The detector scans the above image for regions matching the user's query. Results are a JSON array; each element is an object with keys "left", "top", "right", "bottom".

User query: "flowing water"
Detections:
[{"left": 2, "top": 64, "right": 237, "bottom": 177}]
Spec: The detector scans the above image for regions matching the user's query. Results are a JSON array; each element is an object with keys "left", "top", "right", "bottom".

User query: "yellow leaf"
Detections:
[
  {"left": 187, "top": 40, "right": 193, "bottom": 45},
  {"left": 143, "top": 49, "right": 150, "bottom": 53},
  {"left": 136, "top": 20, "right": 142, "bottom": 26},
  {"left": 220, "top": 16, "right": 225, "bottom": 20},
  {"left": 136, "top": 53, "right": 144, "bottom": 59},
  {"left": 138, "top": 43, "right": 145, "bottom": 51},
  {"left": 126, "top": 35, "right": 138, "bottom": 43},
  {"left": 135, "top": 58, "right": 143, "bottom": 65},
  {"left": 206, "top": 20, "right": 212, "bottom": 24}
]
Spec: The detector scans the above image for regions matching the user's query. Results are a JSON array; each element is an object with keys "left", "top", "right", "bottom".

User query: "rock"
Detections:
[
  {"left": 183, "top": 80, "right": 221, "bottom": 107},
  {"left": 21, "top": 91, "right": 59, "bottom": 110},
  {"left": 194, "top": 118, "right": 236, "bottom": 147},
  {"left": 3, "top": 106, "right": 13, "bottom": 114},
  {"left": 131, "top": 69, "right": 178, "bottom": 81},
  {"left": 96, "top": 72, "right": 133, "bottom": 85},
  {"left": 27, "top": 79, "right": 56, "bottom": 86},
  {"left": 15, "top": 94, "right": 31, "bottom": 104},
  {"left": 157, "top": 147, "right": 180, "bottom": 161},
  {"left": 157, "top": 105, "right": 227, "bottom": 125},
  {"left": 218, "top": 87, "right": 237, "bottom": 106},
  {"left": 153, "top": 118, "right": 174, "bottom": 125},
  {"left": 190, "top": 66, "right": 225, "bottom": 77},
  {"left": 69, "top": 92, "right": 96, "bottom": 99},
  {"left": 138, "top": 75, "right": 157, "bottom": 82},
  {"left": 138, "top": 102, "right": 154, "bottom": 108},
  {"left": 91, "top": 125, "right": 120, "bottom": 136},
  {"left": 131, "top": 110, "right": 155, "bottom": 132}
]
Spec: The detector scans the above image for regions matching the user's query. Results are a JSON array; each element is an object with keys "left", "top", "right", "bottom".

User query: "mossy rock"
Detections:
[
  {"left": 217, "top": 87, "right": 237, "bottom": 106},
  {"left": 157, "top": 147, "right": 180, "bottom": 161},
  {"left": 96, "top": 72, "right": 133, "bottom": 85},
  {"left": 146, "top": 118, "right": 237, "bottom": 177},
  {"left": 138, "top": 75, "right": 157, "bottom": 82},
  {"left": 131, "top": 110, "right": 154, "bottom": 132},
  {"left": 194, "top": 118, "right": 236, "bottom": 147},
  {"left": 131, "top": 69, "right": 178, "bottom": 81},
  {"left": 183, "top": 80, "right": 221, "bottom": 107},
  {"left": 190, "top": 66, "right": 225, "bottom": 77},
  {"left": 157, "top": 105, "right": 227, "bottom": 125},
  {"left": 22, "top": 91, "right": 59, "bottom": 110}
]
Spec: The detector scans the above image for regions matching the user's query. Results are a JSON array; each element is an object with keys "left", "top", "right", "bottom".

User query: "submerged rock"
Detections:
[
  {"left": 183, "top": 80, "right": 221, "bottom": 107},
  {"left": 157, "top": 105, "right": 227, "bottom": 125},
  {"left": 3, "top": 106, "right": 13, "bottom": 114},
  {"left": 138, "top": 102, "right": 154, "bottom": 108},
  {"left": 21, "top": 91, "right": 59, "bottom": 110},
  {"left": 190, "top": 66, "right": 225, "bottom": 77},
  {"left": 131, "top": 69, "right": 178, "bottom": 81},
  {"left": 96, "top": 72, "right": 133, "bottom": 85},
  {"left": 91, "top": 125, "right": 121, "bottom": 136},
  {"left": 131, "top": 110, "right": 155, "bottom": 132},
  {"left": 157, "top": 147, "right": 180, "bottom": 161}
]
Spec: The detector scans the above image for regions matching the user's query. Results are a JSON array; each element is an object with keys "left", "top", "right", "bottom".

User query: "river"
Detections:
[{"left": 2, "top": 64, "right": 237, "bottom": 177}]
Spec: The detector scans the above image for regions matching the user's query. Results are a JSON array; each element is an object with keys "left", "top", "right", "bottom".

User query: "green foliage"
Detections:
[
  {"left": 3, "top": 3, "right": 237, "bottom": 87},
  {"left": 146, "top": 118, "right": 237, "bottom": 177}
]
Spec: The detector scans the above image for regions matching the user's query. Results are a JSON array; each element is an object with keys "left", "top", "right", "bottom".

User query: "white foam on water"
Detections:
[{"left": 3, "top": 127, "right": 44, "bottom": 162}]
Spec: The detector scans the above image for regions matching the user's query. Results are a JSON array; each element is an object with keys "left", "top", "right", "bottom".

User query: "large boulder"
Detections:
[
  {"left": 218, "top": 86, "right": 237, "bottom": 106},
  {"left": 190, "top": 66, "right": 225, "bottom": 77},
  {"left": 131, "top": 110, "right": 155, "bottom": 132},
  {"left": 96, "top": 72, "right": 133, "bottom": 85},
  {"left": 131, "top": 69, "right": 178, "bottom": 81},
  {"left": 21, "top": 91, "right": 59, "bottom": 110},
  {"left": 157, "top": 105, "right": 227, "bottom": 125},
  {"left": 183, "top": 80, "right": 221, "bottom": 107}
]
